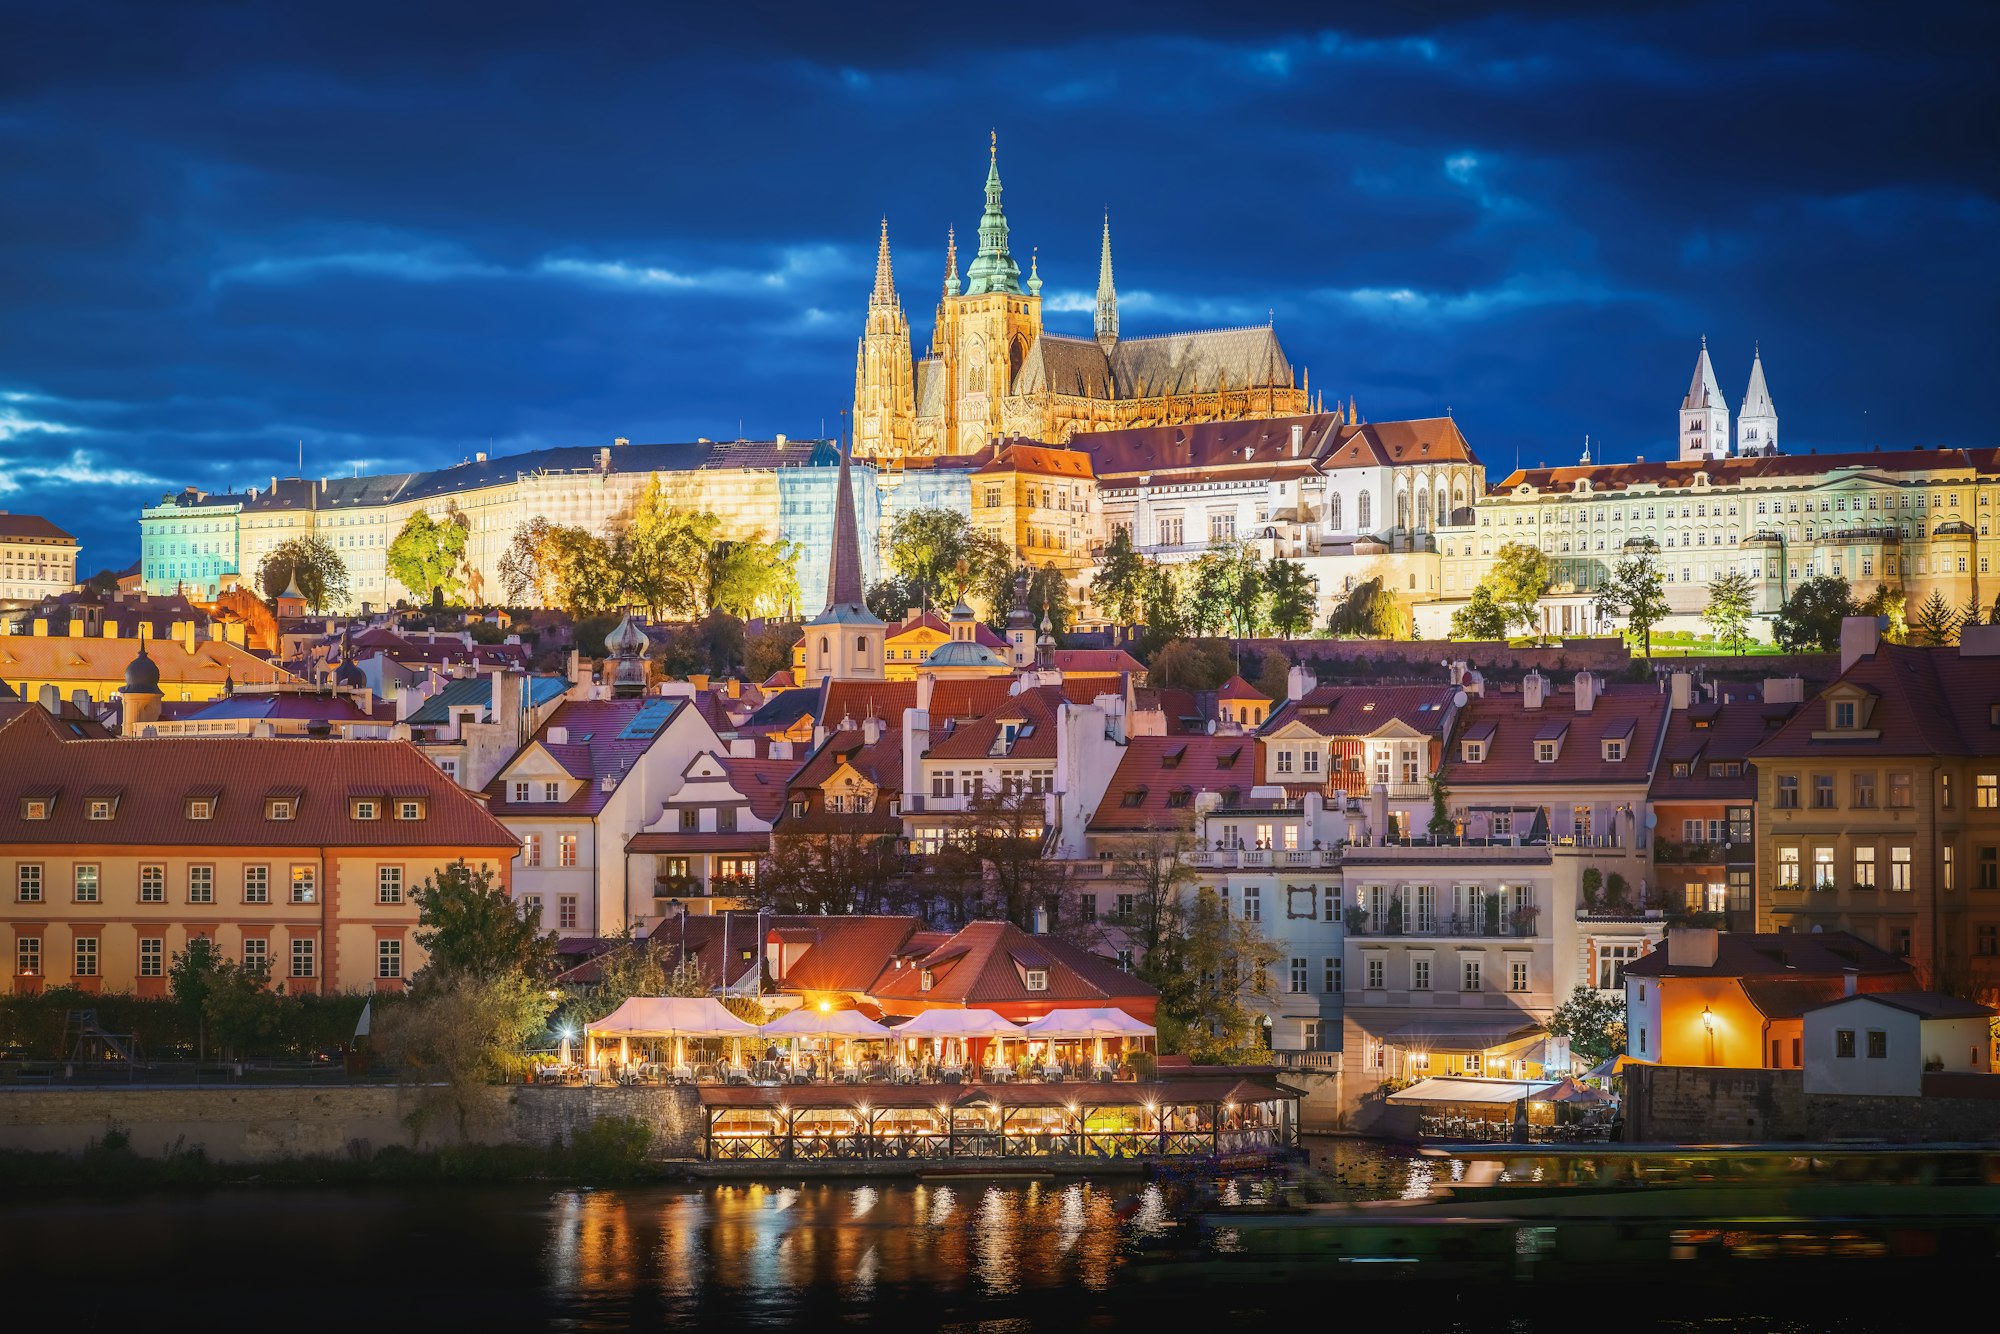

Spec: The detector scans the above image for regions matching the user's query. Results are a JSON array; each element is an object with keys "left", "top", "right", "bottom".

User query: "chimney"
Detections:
[
  {"left": 38, "top": 684, "right": 60, "bottom": 714},
  {"left": 1669, "top": 671, "right": 1692, "bottom": 710},
  {"left": 775, "top": 433, "right": 787, "bottom": 446},
  {"left": 568, "top": 648, "right": 585, "bottom": 687},
  {"left": 1960, "top": 624, "right": 2000, "bottom": 657},
  {"left": 1762, "top": 676, "right": 1805, "bottom": 704},
  {"left": 1665, "top": 927, "right": 1719, "bottom": 969},
  {"left": 689, "top": 673, "right": 709, "bottom": 692},
  {"left": 1286, "top": 664, "right": 1318, "bottom": 702},
  {"left": 1573, "top": 672, "right": 1596, "bottom": 712},
  {"left": 902, "top": 704, "right": 931, "bottom": 803},
  {"left": 103, "top": 622, "right": 119, "bottom": 639},
  {"left": 727, "top": 678, "right": 741, "bottom": 699},
  {"left": 66, "top": 619, "right": 82, "bottom": 638},
  {"left": 1371, "top": 783, "right": 1389, "bottom": 847},
  {"left": 32, "top": 618, "right": 47, "bottom": 637},
  {"left": 768, "top": 737, "right": 793, "bottom": 760},
  {"left": 1522, "top": 671, "right": 1546, "bottom": 710},
  {"left": 915, "top": 670, "right": 935, "bottom": 714},
  {"left": 1289, "top": 424, "right": 1304, "bottom": 456},
  {"left": 492, "top": 669, "right": 526, "bottom": 754},
  {"left": 1842, "top": 968, "right": 1859, "bottom": 997},
  {"left": 1840, "top": 615, "right": 1884, "bottom": 672},
  {"left": 70, "top": 689, "right": 91, "bottom": 714},
  {"left": 596, "top": 447, "right": 612, "bottom": 473},
  {"left": 548, "top": 726, "right": 569, "bottom": 746},
  {"left": 862, "top": 715, "right": 884, "bottom": 745}
]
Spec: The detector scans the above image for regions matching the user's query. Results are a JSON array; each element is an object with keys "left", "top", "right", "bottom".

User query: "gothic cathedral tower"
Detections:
[
  {"left": 929, "top": 135, "right": 1043, "bottom": 454},
  {"left": 1678, "top": 336, "right": 1731, "bottom": 462},
  {"left": 852, "top": 220, "right": 914, "bottom": 462}
]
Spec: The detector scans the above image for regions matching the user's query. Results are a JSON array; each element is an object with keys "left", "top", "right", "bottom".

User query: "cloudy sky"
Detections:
[{"left": 4, "top": 1, "right": 1993, "bottom": 571}]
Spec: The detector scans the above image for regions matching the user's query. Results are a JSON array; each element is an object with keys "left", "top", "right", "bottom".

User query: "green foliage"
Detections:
[
  {"left": 1025, "top": 564, "right": 1071, "bottom": 638},
  {"left": 1254, "top": 649, "right": 1291, "bottom": 704},
  {"left": 411, "top": 860, "right": 556, "bottom": 982},
  {"left": 1090, "top": 525, "right": 1147, "bottom": 625},
  {"left": 572, "top": 612, "right": 621, "bottom": 659},
  {"left": 708, "top": 534, "right": 801, "bottom": 621},
  {"left": 0, "top": 988, "right": 375, "bottom": 1062},
  {"left": 545, "top": 527, "right": 624, "bottom": 617},
  {"left": 1264, "top": 558, "right": 1318, "bottom": 637},
  {"left": 886, "top": 507, "right": 981, "bottom": 605},
  {"left": 84, "top": 569, "right": 123, "bottom": 595},
  {"left": 1908, "top": 588, "right": 1960, "bottom": 647},
  {"left": 386, "top": 509, "right": 470, "bottom": 606},
  {"left": 1774, "top": 575, "right": 1855, "bottom": 652},
  {"left": 620, "top": 479, "right": 718, "bottom": 618},
  {"left": 865, "top": 575, "right": 917, "bottom": 621},
  {"left": 1327, "top": 576, "right": 1408, "bottom": 639},
  {"left": 1957, "top": 594, "right": 1986, "bottom": 636},
  {"left": 1545, "top": 985, "right": 1629, "bottom": 1066},
  {"left": 1448, "top": 583, "right": 1508, "bottom": 640},
  {"left": 1141, "top": 887, "right": 1282, "bottom": 1064},
  {"left": 1184, "top": 540, "right": 1266, "bottom": 638},
  {"left": 467, "top": 619, "right": 508, "bottom": 645},
  {"left": 1703, "top": 571, "right": 1755, "bottom": 655},
  {"left": 962, "top": 530, "right": 1023, "bottom": 626},
  {"left": 380, "top": 971, "right": 556, "bottom": 1140},
  {"left": 1604, "top": 872, "right": 1631, "bottom": 912},
  {"left": 1855, "top": 583, "right": 1907, "bottom": 644},
  {"left": 1137, "top": 561, "right": 1188, "bottom": 644},
  {"left": 1579, "top": 867, "right": 1603, "bottom": 913},
  {"left": 258, "top": 536, "right": 350, "bottom": 613},
  {"left": 1482, "top": 542, "right": 1554, "bottom": 639},
  {"left": 1594, "top": 544, "right": 1670, "bottom": 656},
  {"left": 1146, "top": 638, "right": 1236, "bottom": 690},
  {"left": 168, "top": 937, "right": 224, "bottom": 1062},
  {"left": 744, "top": 621, "right": 800, "bottom": 682}
]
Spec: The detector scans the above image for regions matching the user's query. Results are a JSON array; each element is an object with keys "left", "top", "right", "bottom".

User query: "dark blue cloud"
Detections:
[{"left": 2, "top": 0, "right": 1993, "bottom": 570}]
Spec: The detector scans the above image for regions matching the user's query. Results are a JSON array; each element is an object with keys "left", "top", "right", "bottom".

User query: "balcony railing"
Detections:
[
  {"left": 1268, "top": 1051, "right": 1341, "bottom": 1072},
  {"left": 1190, "top": 848, "right": 1341, "bottom": 869},
  {"left": 1653, "top": 839, "right": 1753, "bottom": 865},
  {"left": 1345, "top": 911, "right": 1540, "bottom": 940}
]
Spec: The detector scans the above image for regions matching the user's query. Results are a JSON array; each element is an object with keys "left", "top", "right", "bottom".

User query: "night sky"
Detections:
[{"left": 3, "top": 1, "right": 1994, "bottom": 573}]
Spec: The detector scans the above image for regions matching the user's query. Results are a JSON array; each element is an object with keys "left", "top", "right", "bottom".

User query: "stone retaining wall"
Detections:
[
  {"left": 0, "top": 1083, "right": 703, "bottom": 1163},
  {"left": 1624, "top": 1063, "right": 2000, "bottom": 1143}
]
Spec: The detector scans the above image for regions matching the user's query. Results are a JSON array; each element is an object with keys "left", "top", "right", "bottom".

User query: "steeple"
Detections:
[
  {"left": 1678, "top": 335, "right": 1730, "bottom": 461},
  {"left": 822, "top": 439, "right": 866, "bottom": 614},
  {"left": 1738, "top": 344, "right": 1778, "bottom": 456},
  {"left": 869, "top": 217, "right": 896, "bottom": 308},
  {"left": 941, "top": 225, "right": 960, "bottom": 299},
  {"left": 1094, "top": 212, "right": 1119, "bottom": 352},
  {"left": 1026, "top": 248, "right": 1042, "bottom": 297},
  {"left": 963, "top": 133, "right": 1023, "bottom": 296},
  {"left": 853, "top": 220, "right": 915, "bottom": 461},
  {"left": 1580, "top": 435, "right": 1592, "bottom": 466}
]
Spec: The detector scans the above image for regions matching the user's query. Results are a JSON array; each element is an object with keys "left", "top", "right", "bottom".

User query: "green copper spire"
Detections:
[
  {"left": 963, "top": 132, "right": 1022, "bottom": 296},
  {"left": 942, "top": 224, "right": 960, "bottom": 298}
]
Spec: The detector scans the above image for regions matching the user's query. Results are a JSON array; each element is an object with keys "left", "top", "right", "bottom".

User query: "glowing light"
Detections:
[
  {"left": 818, "top": 999, "right": 832, "bottom": 1013},
  {"left": 1701, "top": 1005, "right": 1714, "bottom": 1030}
]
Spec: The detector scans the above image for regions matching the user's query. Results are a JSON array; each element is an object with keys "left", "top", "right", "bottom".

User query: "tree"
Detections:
[
  {"left": 886, "top": 508, "right": 980, "bottom": 606},
  {"left": 1186, "top": 543, "right": 1264, "bottom": 637},
  {"left": 169, "top": 936, "right": 225, "bottom": 1064},
  {"left": 1327, "top": 576, "right": 1408, "bottom": 639},
  {"left": 1448, "top": 584, "right": 1508, "bottom": 640},
  {"left": 1956, "top": 594, "right": 1987, "bottom": 638},
  {"left": 1544, "top": 985, "right": 1628, "bottom": 1067},
  {"left": 1483, "top": 542, "right": 1554, "bottom": 640},
  {"left": 1704, "top": 572, "right": 1755, "bottom": 655},
  {"left": 411, "top": 860, "right": 556, "bottom": 982},
  {"left": 1146, "top": 638, "right": 1235, "bottom": 690},
  {"left": 386, "top": 509, "right": 469, "bottom": 606},
  {"left": 938, "top": 789, "right": 1074, "bottom": 929},
  {"left": 1908, "top": 588, "right": 1960, "bottom": 646},
  {"left": 1024, "top": 564, "right": 1071, "bottom": 638},
  {"left": 1264, "top": 558, "right": 1318, "bottom": 638},
  {"left": 745, "top": 621, "right": 800, "bottom": 682},
  {"left": 202, "top": 963, "right": 284, "bottom": 1061},
  {"left": 753, "top": 830, "right": 904, "bottom": 915},
  {"left": 1254, "top": 649, "right": 1291, "bottom": 704},
  {"left": 1108, "top": 817, "right": 1202, "bottom": 964},
  {"left": 620, "top": 481, "right": 719, "bottom": 618},
  {"left": 1140, "top": 886, "right": 1282, "bottom": 1064},
  {"left": 963, "top": 530, "right": 1023, "bottom": 626},
  {"left": 1773, "top": 575, "right": 1855, "bottom": 652},
  {"left": 378, "top": 971, "right": 552, "bottom": 1140},
  {"left": 84, "top": 568, "right": 123, "bottom": 596},
  {"left": 1855, "top": 583, "right": 1907, "bottom": 644},
  {"left": 1138, "top": 561, "right": 1187, "bottom": 644},
  {"left": 709, "top": 534, "right": 802, "bottom": 620},
  {"left": 865, "top": 575, "right": 917, "bottom": 622},
  {"left": 1595, "top": 545, "right": 1669, "bottom": 657},
  {"left": 1091, "top": 526, "right": 1147, "bottom": 625},
  {"left": 259, "top": 536, "right": 349, "bottom": 613},
  {"left": 497, "top": 516, "right": 556, "bottom": 604}
]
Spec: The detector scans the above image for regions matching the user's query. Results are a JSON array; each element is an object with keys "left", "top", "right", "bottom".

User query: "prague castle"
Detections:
[{"left": 853, "top": 137, "right": 1312, "bottom": 463}]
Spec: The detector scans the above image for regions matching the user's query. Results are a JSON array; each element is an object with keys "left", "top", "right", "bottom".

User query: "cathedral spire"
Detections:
[
  {"left": 942, "top": 225, "right": 960, "bottom": 299},
  {"left": 1738, "top": 343, "right": 1778, "bottom": 456},
  {"left": 1094, "top": 212, "right": 1119, "bottom": 351},
  {"left": 963, "top": 132, "right": 1023, "bottom": 296},
  {"left": 870, "top": 217, "right": 896, "bottom": 308},
  {"left": 1027, "top": 248, "right": 1041, "bottom": 297}
]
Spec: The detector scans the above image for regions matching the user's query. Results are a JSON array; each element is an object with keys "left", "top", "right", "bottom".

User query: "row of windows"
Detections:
[
  {"left": 10, "top": 863, "right": 420, "bottom": 904},
  {"left": 1781, "top": 843, "right": 2000, "bottom": 892},
  {"left": 522, "top": 894, "right": 581, "bottom": 930},
  {"left": 16, "top": 934, "right": 366, "bottom": 979},
  {"left": 1360, "top": 955, "right": 1531, "bottom": 993},
  {"left": 1776, "top": 771, "right": 1997, "bottom": 810},
  {"left": 20, "top": 796, "right": 425, "bottom": 823}
]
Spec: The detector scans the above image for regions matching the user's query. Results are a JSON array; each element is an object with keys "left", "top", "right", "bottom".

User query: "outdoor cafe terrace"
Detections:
[{"left": 697, "top": 1077, "right": 1300, "bottom": 1164}]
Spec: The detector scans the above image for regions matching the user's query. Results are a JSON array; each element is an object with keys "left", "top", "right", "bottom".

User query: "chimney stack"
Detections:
[
  {"left": 1573, "top": 672, "right": 1596, "bottom": 713},
  {"left": 1840, "top": 615, "right": 1884, "bottom": 672},
  {"left": 1669, "top": 671, "right": 1692, "bottom": 711},
  {"left": 1522, "top": 671, "right": 1546, "bottom": 710}
]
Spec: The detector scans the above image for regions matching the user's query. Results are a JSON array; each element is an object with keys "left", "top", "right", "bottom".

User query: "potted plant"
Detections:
[
  {"left": 1605, "top": 873, "right": 1631, "bottom": 913},
  {"left": 1510, "top": 903, "right": 1541, "bottom": 936},
  {"left": 1386, "top": 896, "right": 1405, "bottom": 934},
  {"left": 1483, "top": 893, "right": 1502, "bottom": 935},
  {"left": 1580, "top": 867, "right": 1603, "bottom": 913},
  {"left": 1344, "top": 905, "right": 1369, "bottom": 935}
]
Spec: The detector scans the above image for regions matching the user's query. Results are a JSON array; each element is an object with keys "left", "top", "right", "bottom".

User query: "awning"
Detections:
[
  {"left": 1385, "top": 1018, "right": 1543, "bottom": 1054},
  {"left": 1387, "top": 1077, "right": 1563, "bottom": 1106},
  {"left": 587, "top": 997, "right": 762, "bottom": 1039},
  {"left": 1021, "top": 1007, "right": 1156, "bottom": 1041},
  {"left": 887, "top": 1009, "right": 1024, "bottom": 1039},
  {"left": 1582, "top": 1052, "right": 1649, "bottom": 1081},
  {"left": 759, "top": 1006, "right": 892, "bottom": 1040}
]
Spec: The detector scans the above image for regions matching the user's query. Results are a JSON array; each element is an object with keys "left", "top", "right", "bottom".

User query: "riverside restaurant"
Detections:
[{"left": 697, "top": 1075, "right": 1300, "bottom": 1165}]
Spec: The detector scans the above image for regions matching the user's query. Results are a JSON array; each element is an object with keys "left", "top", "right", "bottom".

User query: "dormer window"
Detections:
[
  {"left": 352, "top": 800, "right": 379, "bottom": 821},
  {"left": 512, "top": 781, "right": 529, "bottom": 802},
  {"left": 22, "top": 798, "right": 50, "bottom": 820},
  {"left": 1024, "top": 969, "right": 1049, "bottom": 992},
  {"left": 397, "top": 800, "right": 423, "bottom": 821},
  {"left": 1603, "top": 739, "right": 1626, "bottom": 762},
  {"left": 1462, "top": 741, "right": 1486, "bottom": 763},
  {"left": 88, "top": 800, "right": 113, "bottom": 821},
  {"left": 187, "top": 799, "right": 214, "bottom": 820},
  {"left": 1120, "top": 787, "right": 1147, "bottom": 808},
  {"left": 1535, "top": 741, "right": 1558, "bottom": 763},
  {"left": 920, "top": 968, "right": 935, "bottom": 992},
  {"left": 268, "top": 800, "right": 294, "bottom": 821},
  {"left": 1672, "top": 761, "right": 1692, "bottom": 778},
  {"left": 1833, "top": 701, "right": 1857, "bottom": 730},
  {"left": 543, "top": 782, "right": 560, "bottom": 802}
]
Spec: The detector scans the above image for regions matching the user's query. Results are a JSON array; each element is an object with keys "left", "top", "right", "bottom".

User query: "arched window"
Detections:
[
  {"left": 1358, "top": 491, "right": 1372, "bottom": 531},
  {"left": 1453, "top": 481, "right": 1468, "bottom": 514},
  {"left": 1416, "top": 490, "right": 1432, "bottom": 532},
  {"left": 1328, "top": 493, "right": 1342, "bottom": 531},
  {"left": 819, "top": 636, "right": 829, "bottom": 655},
  {"left": 855, "top": 635, "right": 868, "bottom": 654},
  {"left": 1396, "top": 491, "right": 1409, "bottom": 530}
]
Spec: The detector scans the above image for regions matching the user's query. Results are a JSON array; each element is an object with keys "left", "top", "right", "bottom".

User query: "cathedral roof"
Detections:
[
  {"left": 1012, "top": 335, "right": 1114, "bottom": 398},
  {"left": 1108, "top": 324, "right": 1293, "bottom": 397},
  {"left": 915, "top": 356, "right": 948, "bottom": 419},
  {"left": 1742, "top": 350, "right": 1776, "bottom": 418},
  {"left": 1682, "top": 338, "right": 1727, "bottom": 412}
]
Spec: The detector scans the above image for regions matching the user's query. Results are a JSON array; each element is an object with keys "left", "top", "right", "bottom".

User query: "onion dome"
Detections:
[{"left": 123, "top": 642, "right": 161, "bottom": 696}]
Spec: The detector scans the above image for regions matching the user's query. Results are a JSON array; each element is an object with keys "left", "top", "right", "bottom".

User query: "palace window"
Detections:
[
  {"left": 378, "top": 866, "right": 403, "bottom": 904},
  {"left": 378, "top": 939, "right": 402, "bottom": 980}
]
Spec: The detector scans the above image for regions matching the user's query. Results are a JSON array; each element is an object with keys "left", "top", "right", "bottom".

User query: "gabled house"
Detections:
[
  {"left": 625, "top": 749, "right": 789, "bottom": 917},
  {"left": 1258, "top": 673, "right": 1459, "bottom": 832}
]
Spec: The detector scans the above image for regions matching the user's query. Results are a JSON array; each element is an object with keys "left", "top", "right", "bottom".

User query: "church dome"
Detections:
[
  {"left": 604, "top": 611, "right": 649, "bottom": 660},
  {"left": 123, "top": 643, "right": 161, "bottom": 696},
  {"left": 334, "top": 657, "right": 368, "bottom": 689}
]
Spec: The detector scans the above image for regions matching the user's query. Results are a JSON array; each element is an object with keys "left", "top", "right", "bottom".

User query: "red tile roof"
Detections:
[
  {"left": 973, "top": 442, "right": 1095, "bottom": 478},
  {"left": 1751, "top": 642, "right": 2000, "bottom": 760},
  {"left": 1090, "top": 734, "right": 1255, "bottom": 830},
  {"left": 0, "top": 705, "right": 517, "bottom": 849},
  {"left": 766, "top": 915, "right": 923, "bottom": 994},
  {"left": 0, "top": 513, "right": 76, "bottom": 542},
  {"left": 925, "top": 684, "right": 1065, "bottom": 761},
  {"left": 1262, "top": 683, "right": 1457, "bottom": 738},
  {"left": 1215, "top": 675, "right": 1268, "bottom": 702},
  {"left": 1649, "top": 697, "right": 1778, "bottom": 801},
  {"left": 1624, "top": 930, "right": 1911, "bottom": 980},
  {"left": 773, "top": 726, "right": 905, "bottom": 834},
  {"left": 1492, "top": 446, "right": 2000, "bottom": 495},
  {"left": 1443, "top": 683, "right": 1668, "bottom": 787},
  {"left": 870, "top": 920, "right": 1155, "bottom": 1011},
  {"left": 1051, "top": 648, "right": 1144, "bottom": 675},
  {"left": 718, "top": 754, "right": 800, "bottom": 823},
  {"left": 484, "top": 697, "right": 690, "bottom": 816}
]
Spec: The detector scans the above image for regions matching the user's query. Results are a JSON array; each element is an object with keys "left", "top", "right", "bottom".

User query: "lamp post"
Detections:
[{"left": 1701, "top": 1004, "right": 1715, "bottom": 1065}]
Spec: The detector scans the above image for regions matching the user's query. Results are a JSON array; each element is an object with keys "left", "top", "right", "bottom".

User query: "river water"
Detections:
[{"left": 1, "top": 1139, "right": 1964, "bottom": 1330}]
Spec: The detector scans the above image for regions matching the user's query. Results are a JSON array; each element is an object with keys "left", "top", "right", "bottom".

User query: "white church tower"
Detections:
[
  {"left": 1737, "top": 346, "right": 1778, "bottom": 456},
  {"left": 1678, "top": 336, "right": 1731, "bottom": 462}
]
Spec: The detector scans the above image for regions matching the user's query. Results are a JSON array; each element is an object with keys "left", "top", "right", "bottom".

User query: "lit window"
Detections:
[
  {"left": 73, "top": 864, "right": 99, "bottom": 903},
  {"left": 559, "top": 834, "right": 578, "bottom": 868},
  {"left": 1890, "top": 846, "right": 1912, "bottom": 891}
]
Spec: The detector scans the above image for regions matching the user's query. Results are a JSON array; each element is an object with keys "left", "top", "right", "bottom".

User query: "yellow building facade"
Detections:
[{"left": 0, "top": 620, "right": 290, "bottom": 704}]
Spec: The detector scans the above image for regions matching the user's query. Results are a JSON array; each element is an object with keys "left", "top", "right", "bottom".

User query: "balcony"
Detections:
[
  {"left": 1268, "top": 1051, "right": 1341, "bottom": 1072},
  {"left": 654, "top": 874, "right": 706, "bottom": 899},
  {"left": 1190, "top": 847, "right": 1341, "bottom": 870},
  {"left": 1653, "top": 839, "right": 1753, "bottom": 865},
  {"left": 1344, "top": 909, "right": 1541, "bottom": 940}
]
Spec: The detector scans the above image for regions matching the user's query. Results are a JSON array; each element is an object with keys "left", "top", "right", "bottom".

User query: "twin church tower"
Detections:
[
  {"left": 1677, "top": 336, "right": 1780, "bottom": 462},
  {"left": 853, "top": 136, "right": 1312, "bottom": 463}
]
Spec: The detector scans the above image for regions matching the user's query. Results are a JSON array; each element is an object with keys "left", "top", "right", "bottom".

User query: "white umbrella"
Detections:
[
  {"left": 586, "top": 996, "right": 762, "bottom": 1039},
  {"left": 889, "top": 1009, "right": 1023, "bottom": 1039},
  {"left": 353, "top": 999, "right": 372, "bottom": 1040},
  {"left": 1021, "top": 1007, "right": 1156, "bottom": 1041},
  {"left": 761, "top": 1006, "right": 892, "bottom": 1039}
]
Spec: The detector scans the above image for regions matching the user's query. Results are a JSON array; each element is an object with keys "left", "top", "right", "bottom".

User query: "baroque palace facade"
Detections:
[{"left": 852, "top": 137, "right": 1313, "bottom": 464}]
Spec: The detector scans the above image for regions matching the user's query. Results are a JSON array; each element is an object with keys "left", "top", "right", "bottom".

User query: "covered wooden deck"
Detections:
[{"left": 698, "top": 1076, "right": 1298, "bottom": 1164}]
